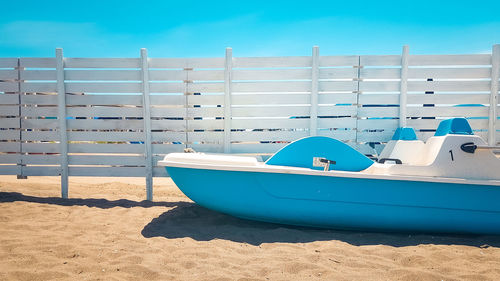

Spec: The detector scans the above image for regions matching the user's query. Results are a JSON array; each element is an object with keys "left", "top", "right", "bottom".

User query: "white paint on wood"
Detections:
[
  {"left": 20, "top": 58, "right": 56, "bottom": 68},
  {"left": 233, "top": 56, "right": 311, "bottom": 68},
  {"left": 489, "top": 44, "right": 500, "bottom": 146},
  {"left": 0, "top": 94, "right": 20, "bottom": 104},
  {"left": 400, "top": 45, "right": 409, "bottom": 127},
  {"left": 0, "top": 69, "right": 18, "bottom": 80},
  {"left": 409, "top": 54, "right": 491, "bottom": 66},
  {"left": 141, "top": 48, "right": 154, "bottom": 201},
  {"left": 0, "top": 58, "right": 18, "bottom": 68},
  {"left": 319, "top": 56, "right": 359, "bottom": 67},
  {"left": 232, "top": 93, "right": 309, "bottom": 105},
  {"left": 0, "top": 82, "right": 19, "bottom": 92},
  {"left": 64, "top": 58, "right": 141, "bottom": 68},
  {"left": 310, "top": 46, "right": 319, "bottom": 136},
  {"left": 21, "top": 82, "right": 57, "bottom": 93},
  {"left": 149, "top": 57, "right": 224, "bottom": 69},
  {"left": 232, "top": 81, "right": 310, "bottom": 93},
  {"left": 56, "top": 48, "right": 69, "bottom": 198},
  {"left": 69, "top": 143, "right": 144, "bottom": 153},
  {"left": 224, "top": 48, "right": 233, "bottom": 153},
  {"left": 233, "top": 69, "right": 311, "bottom": 80}
]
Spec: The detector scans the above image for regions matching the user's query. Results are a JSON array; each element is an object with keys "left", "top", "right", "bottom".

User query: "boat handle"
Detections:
[
  {"left": 378, "top": 158, "right": 402, "bottom": 164},
  {"left": 461, "top": 142, "right": 500, "bottom": 153},
  {"left": 313, "top": 157, "right": 336, "bottom": 171}
]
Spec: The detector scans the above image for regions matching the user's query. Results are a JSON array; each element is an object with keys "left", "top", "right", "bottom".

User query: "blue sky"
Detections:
[{"left": 1, "top": 0, "right": 499, "bottom": 58}]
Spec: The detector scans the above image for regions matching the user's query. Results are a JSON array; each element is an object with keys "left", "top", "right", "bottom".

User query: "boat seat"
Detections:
[{"left": 378, "top": 127, "right": 425, "bottom": 165}]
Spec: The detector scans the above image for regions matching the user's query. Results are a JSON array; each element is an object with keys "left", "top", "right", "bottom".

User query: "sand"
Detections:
[{"left": 1, "top": 176, "right": 500, "bottom": 281}]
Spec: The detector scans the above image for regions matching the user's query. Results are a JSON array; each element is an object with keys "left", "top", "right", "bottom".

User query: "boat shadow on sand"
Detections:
[
  {"left": 2, "top": 191, "right": 499, "bottom": 248},
  {"left": 141, "top": 202, "right": 500, "bottom": 247}
]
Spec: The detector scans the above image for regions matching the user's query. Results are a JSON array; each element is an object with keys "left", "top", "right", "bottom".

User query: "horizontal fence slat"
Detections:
[
  {"left": 22, "top": 154, "right": 59, "bottom": 165},
  {"left": 319, "top": 93, "right": 357, "bottom": 104},
  {"left": 359, "top": 93, "right": 491, "bottom": 105},
  {"left": 0, "top": 94, "right": 20, "bottom": 104},
  {"left": 0, "top": 154, "right": 18, "bottom": 164},
  {"left": 318, "top": 117, "right": 357, "bottom": 128},
  {"left": 20, "top": 58, "right": 56, "bottom": 68},
  {"left": 64, "top": 58, "right": 141, "bottom": 68},
  {"left": 66, "top": 83, "right": 142, "bottom": 93},
  {"left": 0, "top": 69, "right": 18, "bottom": 80},
  {"left": 68, "top": 166, "right": 146, "bottom": 177},
  {"left": 67, "top": 119, "right": 144, "bottom": 130},
  {"left": 232, "top": 94, "right": 309, "bottom": 105},
  {"left": 23, "top": 166, "right": 60, "bottom": 176},
  {"left": 22, "top": 143, "right": 59, "bottom": 153},
  {"left": 152, "top": 144, "right": 186, "bottom": 154},
  {"left": 22, "top": 131, "right": 59, "bottom": 141},
  {"left": 21, "top": 94, "right": 58, "bottom": 105},
  {"left": 409, "top": 54, "right": 491, "bottom": 66},
  {"left": 65, "top": 70, "right": 142, "bottom": 81},
  {"left": 317, "top": 129, "right": 357, "bottom": 141},
  {"left": 0, "top": 106, "right": 20, "bottom": 116},
  {"left": 21, "top": 82, "right": 57, "bottom": 93},
  {"left": 187, "top": 83, "right": 224, "bottom": 93},
  {"left": 408, "top": 81, "right": 490, "bottom": 92},
  {"left": 151, "top": 131, "right": 186, "bottom": 142},
  {"left": 68, "top": 131, "right": 145, "bottom": 142},
  {"left": 0, "top": 82, "right": 19, "bottom": 92},
  {"left": 67, "top": 94, "right": 142, "bottom": 105},
  {"left": 149, "top": 57, "right": 225, "bottom": 69},
  {"left": 0, "top": 142, "right": 20, "bottom": 152},
  {"left": 0, "top": 58, "right": 18, "bottom": 68},
  {"left": 186, "top": 94, "right": 224, "bottom": 106},
  {"left": 408, "top": 67, "right": 491, "bottom": 79},
  {"left": 319, "top": 81, "right": 358, "bottom": 92},
  {"left": 149, "top": 70, "right": 185, "bottom": 81},
  {"left": 233, "top": 69, "right": 311, "bottom": 81},
  {"left": 232, "top": 118, "right": 310, "bottom": 129},
  {"left": 68, "top": 155, "right": 145, "bottom": 166},
  {"left": 150, "top": 83, "right": 185, "bottom": 93},
  {"left": 358, "top": 106, "right": 489, "bottom": 118},
  {"left": 0, "top": 129, "right": 20, "bottom": 140},
  {"left": 233, "top": 56, "right": 311, "bottom": 68},
  {"left": 319, "top": 68, "right": 358, "bottom": 79},
  {"left": 20, "top": 70, "right": 56, "bottom": 80},
  {"left": 233, "top": 81, "right": 311, "bottom": 93},
  {"left": 0, "top": 165, "right": 21, "bottom": 175},
  {"left": 319, "top": 56, "right": 359, "bottom": 67},
  {"left": 1, "top": 118, "right": 21, "bottom": 128},
  {"left": 22, "top": 118, "right": 58, "bottom": 129},
  {"left": 66, "top": 106, "right": 143, "bottom": 117},
  {"left": 360, "top": 55, "right": 401, "bottom": 66},
  {"left": 150, "top": 95, "right": 186, "bottom": 105},
  {"left": 230, "top": 143, "right": 286, "bottom": 154},
  {"left": 69, "top": 143, "right": 144, "bottom": 153}
]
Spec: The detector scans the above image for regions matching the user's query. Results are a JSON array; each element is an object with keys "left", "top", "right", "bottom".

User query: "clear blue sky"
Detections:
[{"left": 1, "top": 0, "right": 499, "bottom": 58}]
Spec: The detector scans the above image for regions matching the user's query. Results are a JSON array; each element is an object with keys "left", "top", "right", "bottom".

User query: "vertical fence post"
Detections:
[
  {"left": 140, "top": 48, "right": 153, "bottom": 201},
  {"left": 488, "top": 44, "right": 500, "bottom": 146},
  {"left": 224, "top": 47, "right": 233, "bottom": 153},
  {"left": 355, "top": 56, "right": 362, "bottom": 145},
  {"left": 55, "top": 48, "right": 69, "bottom": 198},
  {"left": 310, "top": 46, "right": 319, "bottom": 136},
  {"left": 16, "top": 58, "right": 27, "bottom": 179},
  {"left": 399, "top": 45, "right": 409, "bottom": 128}
]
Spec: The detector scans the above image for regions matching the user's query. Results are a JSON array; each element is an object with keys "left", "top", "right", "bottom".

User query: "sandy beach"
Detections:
[{"left": 1, "top": 175, "right": 500, "bottom": 281}]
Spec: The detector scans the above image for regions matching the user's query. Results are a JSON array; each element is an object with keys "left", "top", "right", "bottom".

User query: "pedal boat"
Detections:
[{"left": 158, "top": 118, "right": 500, "bottom": 234}]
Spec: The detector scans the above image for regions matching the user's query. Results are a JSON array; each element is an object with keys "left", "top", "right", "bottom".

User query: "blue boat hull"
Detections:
[{"left": 166, "top": 167, "right": 500, "bottom": 234}]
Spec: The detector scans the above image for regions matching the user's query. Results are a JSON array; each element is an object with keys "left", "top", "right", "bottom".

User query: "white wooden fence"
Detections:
[{"left": 0, "top": 45, "right": 499, "bottom": 200}]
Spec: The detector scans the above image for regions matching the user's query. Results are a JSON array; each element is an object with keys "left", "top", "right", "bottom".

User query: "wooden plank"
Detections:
[
  {"left": 408, "top": 81, "right": 490, "bottom": 92},
  {"left": 0, "top": 94, "right": 20, "bottom": 105},
  {"left": 409, "top": 54, "right": 491, "bottom": 66},
  {"left": 232, "top": 81, "right": 310, "bottom": 93},
  {"left": 21, "top": 94, "right": 58, "bottom": 105},
  {"left": 232, "top": 118, "right": 309, "bottom": 129},
  {"left": 0, "top": 58, "right": 18, "bottom": 68},
  {"left": 21, "top": 154, "right": 59, "bottom": 165},
  {"left": 22, "top": 166, "right": 60, "bottom": 177},
  {"left": 230, "top": 130, "right": 308, "bottom": 142},
  {"left": 67, "top": 119, "right": 144, "bottom": 130},
  {"left": 0, "top": 154, "right": 18, "bottom": 164},
  {"left": 231, "top": 106, "right": 311, "bottom": 117},
  {"left": 187, "top": 131, "right": 222, "bottom": 143},
  {"left": 64, "top": 58, "right": 141, "bottom": 68},
  {"left": 408, "top": 67, "right": 491, "bottom": 79},
  {"left": 184, "top": 119, "right": 223, "bottom": 131},
  {"left": 357, "top": 119, "right": 399, "bottom": 130},
  {"left": 319, "top": 68, "right": 358, "bottom": 79},
  {"left": 149, "top": 57, "right": 224, "bottom": 69},
  {"left": 64, "top": 70, "right": 142, "bottom": 81},
  {"left": 318, "top": 93, "right": 357, "bottom": 104},
  {"left": 224, "top": 48, "right": 233, "bottom": 153},
  {"left": 152, "top": 143, "right": 185, "bottom": 154},
  {"left": 1, "top": 118, "right": 21, "bottom": 128},
  {"left": 185, "top": 107, "right": 223, "bottom": 118},
  {"left": 488, "top": 44, "right": 500, "bottom": 146},
  {"left": 232, "top": 93, "right": 310, "bottom": 105},
  {"left": 22, "top": 118, "right": 58, "bottom": 129},
  {"left": 319, "top": 81, "right": 358, "bottom": 92},
  {"left": 357, "top": 131, "right": 394, "bottom": 143},
  {"left": 230, "top": 143, "right": 286, "bottom": 154},
  {"left": 150, "top": 83, "right": 185, "bottom": 93},
  {"left": 56, "top": 47, "right": 69, "bottom": 198},
  {"left": 359, "top": 93, "right": 491, "bottom": 105},
  {"left": 233, "top": 69, "right": 311, "bottom": 81},
  {"left": 0, "top": 142, "right": 20, "bottom": 152},
  {"left": 68, "top": 155, "right": 145, "bottom": 165},
  {"left": 22, "top": 143, "right": 59, "bottom": 153},
  {"left": 151, "top": 131, "right": 186, "bottom": 142},
  {"left": 0, "top": 130, "right": 20, "bottom": 141},
  {"left": 149, "top": 70, "right": 185, "bottom": 81},
  {"left": 186, "top": 94, "right": 224, "bottom": 106},
  {"left": 69, "top": 143, "right": 144, "bottom": 153},
  {"left": 68, "top": 167, "right": 146, "bottom": 177},
  {"left": 67, "top": 94, "right": 142, "bottom": 105},
  {"left": 400, "top": 45, "right": 409, "bottom": 127},
  {"left": 141, "top": 48, "right": 154, "bottom": 201},
  {"left": 21, "top": 106, "right": 58, "bottom": 117},
  {"left": 187, "top": 82, "right": 224, "bottom": 93},
  {"left": 0, "top": 106, "right": 19, "bottom": 116},
  {"left": 189, "top": 70, "right": 225, "bottom": 81},
  {"left": 319, "top": 56, "right": 359, "bottom": 67},
  {"left": 317, "top": 129, "right": 357, "bottom": 141},
  {"left": 318, "top": 117, "right": 357, "bottom": 128},
  {"left": 65, "top": 82, "right": 142, "bottom": 93},
  {"left": 0, "top": 70, "right": 18, "bottom": 80},
  {"left": 150, "top": 107, "right": 186, "bottom": 118},
  {"left": 359, "top": 81, "right": 400, "bottom": 92},
  {"left": 68, "top": 131, "right": 145, "bottom": 142},
  {"left": 67, "top": 106, "right": 143, "bottom": 117},
  {"left": 360, "top": 55, "right": 401, "bottom": 66},
  {"left": 150, "top": 94, "right": 187, "bottom": 106},
  {"left": 20, "top": 58, "right": 56, "bottom": 68},
  {"left": 233, "top": 56, "right": 311, "bottom": 68},
  {"left": 360, "top": 68, "right": 400, "bottom": 79},
  {"left": 22, "top": 131, "right": 59, "bottom": 141},
  {"left": 20, "top": 70, "right": 56, "bottom": 81},
  {"left": 0, "top": 165, "right": 21, "bottom": 175},
  {"left": 358, "top": 107, "right": 399, "bottom": 118},
  {"left": 21, "top": 82, "right": 57, "bottom": 93},
  {"left": 0, "top": 82, "right": 19, "bottom": 92},
  {"left": 358, "top": 106, "right": 488, "bottom": 118}
]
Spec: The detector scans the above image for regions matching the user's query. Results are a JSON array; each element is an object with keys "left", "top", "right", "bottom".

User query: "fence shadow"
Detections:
[
  {"left": 142, "top": 202, "right": 500, "bottom": 247},
  {"left": 0, "top": 191, "right": 177, "bottom": 209}
]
